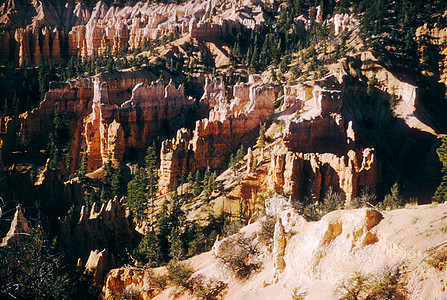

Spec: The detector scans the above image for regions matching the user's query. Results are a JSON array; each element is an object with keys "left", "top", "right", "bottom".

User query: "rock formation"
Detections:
[
  {"left": 0, "top": 0, "right": 268, "bottom": 64},
  {"left": 84, "top": 248, "right": 116, "bottom": 287},
  {"left": 58, "top": 197, "right": 133, "bottom": 265},
  {"left": 2, "top": 69, "right": 193, "bottom": 172},
  {"left": 272, "top": 218, "right": 286, "bottom": 283},
  {"left": 1, "top": 205, "right": 31, "bottom": 247},
  {"left": 159, "top": 77, "right": 275, "bottom": 193},
  {"left": 84, "top": 77, "right": 193, "bottom": 169},
  {"left": 102, "top": 267, "right": 159, "bottom": 300}
]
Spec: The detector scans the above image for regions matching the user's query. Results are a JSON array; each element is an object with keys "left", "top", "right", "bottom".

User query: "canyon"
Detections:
[{"left": 1, "top": 0, "right": 447, "bottom": 299}]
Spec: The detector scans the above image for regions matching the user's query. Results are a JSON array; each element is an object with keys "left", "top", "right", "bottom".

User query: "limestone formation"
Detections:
[
  {"left": 272, "top": 218, "right": 286, "bottom": 283},
  {"left": 1, "top": 205, "right": 31, "bottom": 247},
  {"left": 84, "top": 249, "right": 116, "bottom": 286},
  {"left": 58, "top": 197, "right": 133, "bottom": 265},
  {"left": 159, "top": 80, "right": 275, "bottom": 193}
]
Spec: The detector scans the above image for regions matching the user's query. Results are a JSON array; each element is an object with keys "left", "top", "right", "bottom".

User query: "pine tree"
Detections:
[
  {"left": 38, "top": 57, "right": 48, "bottom": 101},
  {"left": 111, "top": 168, "right": 123, "bottom": 199},
  {"left": 65, "top": 152, "right": 72, "bottom": 174},
  {"left": 78, "top": 152, "right": 88, "bottom": 183},
  {"left": 126, "top": 167, "right": 148, "bottom": 221},
  {"left": 193, "top": 170, "right": 201, "bottom": 197},
  {"left": 434, "top": 137, "right": 447, "bottom": 202},
  {"left": 256, "top": 123, "right": 266, "bottom": 149}
]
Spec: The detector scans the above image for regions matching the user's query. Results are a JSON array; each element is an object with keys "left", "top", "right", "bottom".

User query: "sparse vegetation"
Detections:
[
  {"left": 319, "top": 186, "right": 345, "bottom": 215},
  {"left": 379, "top": 183, "right": 405, "bottom": 210},
  {"left": 348, "top": 186, "right": 377, "bottom": 209},
  {"left": 337, "top": 264, "right": 408, "bottom": 300},
  {"left": 216, "top": 233, "right": 261, "bottom": 279},
  {"left": 257, "top": 215, "right": 276, "bottom": 246},
  {"left": 166, "top": 260, "right": 227, "bottom": 300},
  {"left": 425, "top": 248, "right": 447, "bottom": 271}
]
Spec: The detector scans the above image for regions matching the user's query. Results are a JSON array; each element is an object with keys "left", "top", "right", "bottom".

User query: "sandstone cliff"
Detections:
[
  {"left": 2, "top": 69, "right": 193, "bottom": 173},
  {"left": 103, "top": 199, "right": 447, "bottom": 300},
  {"left": 159, "top": 77, "right": 275, "bottom": 193},
  {"left": 58, "top": 197, "right": 132, "bottom": 266},
  {"left": 0, "top": 0, "right": 267, "bottom": 65}
]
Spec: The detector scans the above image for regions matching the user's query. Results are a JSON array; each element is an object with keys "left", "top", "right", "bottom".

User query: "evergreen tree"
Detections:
[
  {"left": 256, "top": 123, "right": 266, "bottom": 148},
  {"left": 126, "top": 167, "right": 148, "bottom": 221},
  {"left": 111, "top": 168, "right": 124, "bottom": 199},
  {"left": 193, "top": 170, "right": 201, "bottom": 197},
  {"left": 38, "top": 57, "right": 48, "bottom": 101},
  {"left": 78, "top": 152, "right": 88, "bottom": 183},
  {"left": 434, "top": 137, "right": 447, "bottom": 202}
]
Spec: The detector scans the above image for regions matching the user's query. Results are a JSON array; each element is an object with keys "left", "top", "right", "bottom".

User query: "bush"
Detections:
[
  {"left": 216, "top": 233, "right": 261, "bottom": 279},
  {"left": 319, "top": 187, "right": 345, "bottom": 214},
  {"left": 191, "top": 274, "right": 228, "bottom": 300},
  {"left": 379, "top": 183, "right": 405, "bottom": 210},
  {"left": 426, "top": 249, "right": 447, "bottom": 271},
  {"left": 165, "top": 260, "right": 227, "bottom": 299},
  {"left": 348, "top": 186, "right": 377, "bottom": 209},
  {"left": 257, "top": 216, "right": 276, "bottom": 246},
  {"left": 337, "top": 264, "right": 408, "bottom": 300},
  {"left": 166, "top": 260, "right": 195, "bottom": 290}
]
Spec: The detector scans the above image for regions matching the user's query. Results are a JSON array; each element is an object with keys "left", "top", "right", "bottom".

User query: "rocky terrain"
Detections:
[
  {"left": 103, "top": 199, "right": 447, "bottom": 300},
  {"left": 1, "top": 0, "right": 447, "bottom": 299}
]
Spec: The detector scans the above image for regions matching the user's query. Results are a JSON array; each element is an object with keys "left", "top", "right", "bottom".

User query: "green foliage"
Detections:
[
  {"left": 319, "top": 186, "right": 345, "bottom": 214},
  {"left": 165, "top": 260, "right": 228, "bottom": 300},
  {"left": 348, "top": 186, "right": 376, "bottom": 209},
  {"left": 434, "top": 137, "right": 447, "bottom": 202},
  {"left": 166, "top": 260, "right": 195, "bottom": 289},
  {"left": 337, "top": 264, "right": 408, "bottom": 300},
  {"left": 256, "top": 123, "right": 266, "bottom": 149},
  {"left": 0, "top": 227, "right": 75, "bottom": 299},
  {"left": 127, "top": 167, "right": 149, "bottom": 221},
  {"left": 78, "top": 151, "right": 88, "bottom": 182},
  {"left": 134, "top": 208, "right": 228, "bottom": 266},
  {"left": 379, "top": 183, "right": 405, "bottom": 210},
  {"left": 256, "top": 216, "right": 276, "bottom": 246}
]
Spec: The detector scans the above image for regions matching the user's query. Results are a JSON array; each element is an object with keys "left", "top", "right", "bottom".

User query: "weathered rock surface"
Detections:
[
  {"left": 58, "top": 197, "right": 133, "bottom": 266},
  {"left": 84, "top": 77, "right": 193, "bottom": 169},
  {"left": 272, "top": 218, "right": 286, "bottom": 283},
  {"left": 0, "top": 0, "right": 267, "bottom": 64},
  {"left": 2, "top": 69, "right": 192, "bottom": 172},
  {"left": 159, "top": 78, "right": 275, "bottom": 193},
  {"left": 84, "top": 248, "right": 116, "bottom": 287},
  {"left": 1, "top": 205, "right": 30, "bottom": 247},
  {"left": 102, "top": 267, "right": 160, "bottom": 300},
  {"left": 120, "top": 203, "right": 447, "bottom": 300}
]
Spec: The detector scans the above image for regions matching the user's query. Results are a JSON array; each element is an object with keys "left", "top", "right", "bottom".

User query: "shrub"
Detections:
[
  {"left": 426, "top": 249, "right": 447, "bottom": 271},
  {"left": 379, "top": 183, "right": 405, "bottom": 210},
  {"left": 257, "top": 216, "right": 276, "bottom": 246},
  {"left": 216, "top": 233, "right": 261, "bottom": 279},
  {"left": 165, "top": 260, "right": 227, "bottom": 299},
  {"left": 319, "top": 187, "right": 345, "bottom": 214},
  {"left": 191, "top": 274, "right": 228, "bottom": 300},
  {"left": 166, "top": 260, "right": 195, "bottom": 291},
  {"left": 337, "top": 264, "right": 408, "bottom": 300},
  {"left": 348, "top": 186, "right": 377, "bottom": 209}
]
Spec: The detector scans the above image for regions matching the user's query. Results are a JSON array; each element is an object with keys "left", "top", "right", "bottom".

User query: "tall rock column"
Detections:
[{"left": 272, "top": 217, "right": 286, "bottom": 283}]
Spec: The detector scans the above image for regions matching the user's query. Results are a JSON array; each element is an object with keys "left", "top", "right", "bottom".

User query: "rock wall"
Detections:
[
  {"left": 4, "top": 69, "right": 192, "bottom": 172},
  {"left": 159, "top": 80, "right": 275, "bottom": 193},
  {"left": 84, "top": 78, "right": 193, "bottom": 169},
  {"left": 266, "top": 144, "right": 376, "bottom": 202},
  {"left": 0, "top": 0, "right": 266, "bottom": 64},
  {"left": 58, "top": 197, "right": 132, "bottom": 265}
]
